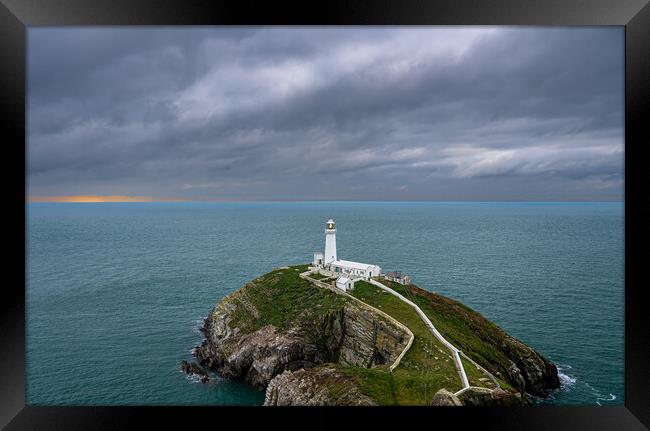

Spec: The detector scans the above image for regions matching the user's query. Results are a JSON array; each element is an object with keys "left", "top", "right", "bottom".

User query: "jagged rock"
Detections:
[
  {"left": 500, "top": 339, "right": 560, "bottom": 397},
  {"left": 431, "top": 389, "right": 463, "bottom": 406},
  {"left": 458, "top": 387, "right": 525, "bottom": 406},
  {"left": 191, "top": 267, "right": 560, "bottom": 405},
  {"left": 196, "top": 324, "right": 329, "bottom": 389},
  {"left": 510, "top": 344, "right": 560, "bottom": 397},
  {"left": 264, "top": 367, "right": 377, "bottom": 406},
  {"left": 196, "top": 286, "right": 409, "bottom": 390},
  {"left": 180, "top": 360, "right": 210, "bottom": 383}
]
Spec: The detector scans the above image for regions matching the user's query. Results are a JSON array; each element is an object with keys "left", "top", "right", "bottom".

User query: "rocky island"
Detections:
[{"left": 182, "top": 264, "right": 560, "bottom": 406}]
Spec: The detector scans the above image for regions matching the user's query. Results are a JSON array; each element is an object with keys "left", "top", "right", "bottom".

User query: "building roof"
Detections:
[
  {"left": 336, "top": 276, "right": 351, "bottom": 284},
  {"left": 331, "top": 259, "right": 379, "bottom": 270}
]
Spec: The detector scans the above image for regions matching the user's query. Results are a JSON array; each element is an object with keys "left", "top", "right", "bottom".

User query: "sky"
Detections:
[{"left": 27, "top": 27, "right": 624, "bottom": 201}]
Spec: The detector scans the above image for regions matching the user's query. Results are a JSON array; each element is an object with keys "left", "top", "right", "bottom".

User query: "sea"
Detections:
[{"left": 26, "top": 201, "right": 624, "bottom": 406}]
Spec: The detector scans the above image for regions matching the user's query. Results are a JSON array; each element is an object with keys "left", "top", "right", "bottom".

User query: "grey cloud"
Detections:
[{"left": 28, "top": 27, "right": 623, "bottom": 200}]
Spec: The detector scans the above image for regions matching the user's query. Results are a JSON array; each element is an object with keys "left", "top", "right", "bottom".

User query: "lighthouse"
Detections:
[
  {"left": 311, "top": 218, "right": 381, "bottom": 281},
  {"left": 324, "top": 219, "right": 337, "bottom": 264}
]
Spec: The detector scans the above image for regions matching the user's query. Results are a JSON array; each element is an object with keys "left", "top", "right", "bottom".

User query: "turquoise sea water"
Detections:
[{"left": 26, "top": 201, "right": 624, "bottom": 406}]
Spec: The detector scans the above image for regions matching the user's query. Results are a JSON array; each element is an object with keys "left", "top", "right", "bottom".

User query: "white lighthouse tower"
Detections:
[
  {"left": 324, "top": 219, "right": 337, "bottom": 264},
  {"left": 310, "top": 219, "right": 381, "bottom": 282}
]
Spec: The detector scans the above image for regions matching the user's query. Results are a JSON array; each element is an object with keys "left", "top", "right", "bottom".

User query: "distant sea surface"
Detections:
[{"left": 26, "top": 201, "right": 624, "bottom": 406}]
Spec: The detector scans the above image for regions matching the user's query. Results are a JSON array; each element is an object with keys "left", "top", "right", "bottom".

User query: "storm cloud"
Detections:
[{"left": 27, "top": 27, "right": 624, "bottom": 200}]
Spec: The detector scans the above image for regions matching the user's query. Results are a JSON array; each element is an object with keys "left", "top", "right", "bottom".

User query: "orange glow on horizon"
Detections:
[{"left": 29, "top": 195, "right": 187, "bottom": 203}]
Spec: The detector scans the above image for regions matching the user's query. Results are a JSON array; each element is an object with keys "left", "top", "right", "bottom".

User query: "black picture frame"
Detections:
[{"left": 2, "top": 0, "right": 648, "bottom": 429}]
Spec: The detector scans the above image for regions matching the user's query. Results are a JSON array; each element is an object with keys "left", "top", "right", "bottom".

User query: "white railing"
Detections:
[
  {"left": 367, "top": 278, "right": 470, "bottom": 391},
  {"left": 302, "top": 269, "right": 501, "bottom": 396},
  {"left": 300, "top": 270, "right": 414, "bottom": 372}
]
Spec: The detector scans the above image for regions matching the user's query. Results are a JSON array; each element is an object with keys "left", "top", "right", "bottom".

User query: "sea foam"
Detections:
[{"left": 557, "top": 365, "right": 577, "bottom": 390}]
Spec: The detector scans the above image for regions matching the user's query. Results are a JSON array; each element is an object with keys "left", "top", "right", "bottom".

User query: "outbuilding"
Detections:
[
  {"left": 335, "top": 276, "right": 355, "bottom": 292},
  {"left": 330, "top": 259, "right": 382, "bottom": 280},
  {"left": 385, "top": 271, "right": 411, "bottom": 285},
  {"left": 313, "top": 252, "right": 324, "bottom": 266}
]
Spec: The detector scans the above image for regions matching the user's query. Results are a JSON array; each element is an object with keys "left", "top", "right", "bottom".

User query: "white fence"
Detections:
[
  {"left": 300, "top": 270, "right": 414, "bottom": 372},
  {"left": 367, "top": 278, "right": 470, "bottom": 390}
]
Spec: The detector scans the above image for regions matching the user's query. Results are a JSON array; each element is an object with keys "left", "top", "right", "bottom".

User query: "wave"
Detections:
[
  {"left": 595, "top": 394, "right": 617, "bottom": 406},
  {"left": 180, "top": 367, "right": 221, "bottom": 386},
  {"left": 182, "top": 372, "right": 202, "bottom": 384},
  {"left": 192, "top": 316, "right": 207, "bottom": 335},
  {"left": 556, "top": 365, "right": 577, "bottom": 390},
  {"left": 584, "top": 381, "right": 619, "bottom": 405}
]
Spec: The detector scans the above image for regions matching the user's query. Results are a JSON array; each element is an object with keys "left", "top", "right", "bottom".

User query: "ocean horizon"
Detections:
[{"left": 26, "top": 201, "right": 624, "bottom": 406}]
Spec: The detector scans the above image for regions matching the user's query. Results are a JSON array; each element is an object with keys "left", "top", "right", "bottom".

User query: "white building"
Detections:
[
  {"left": 335, "top": 276, "right": 354, "bottom": 292},
  {"left": 312, "top": 219, "right": 382, "bottom": 283},
  {"left": 385, "top": 271, "right": 412, "bottom": 285},
  {"left": 313, "top": 252, "right": 324, "bottom": 266},
  {"left": 330, "top": 260, "right": 382, "bottom": 279}
]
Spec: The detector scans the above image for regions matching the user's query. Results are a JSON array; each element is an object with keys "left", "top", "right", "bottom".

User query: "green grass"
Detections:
[
  {"left": 226, "top": 264, "right": 346, "bottom": 333},
  {"left": 350, "top": 281, "right": 464, "bottom": 404},
  {"left": 460, "top": 356, "right": 494, "bottom": 389},
  {"left": 340, "top": 366, "right": 398, "bottom": 405},
  {"left": 218, "top": 265, "right": 521, "bottom": 404},
  {"left": 340, "top": 365, "right": 462, "bottom": 406},
  {"left": 377, "top": 278, "right": 517, "bottom": 391}
]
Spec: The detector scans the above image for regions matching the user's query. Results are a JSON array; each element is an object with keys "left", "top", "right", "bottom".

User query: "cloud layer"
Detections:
[{"left": 28, "top": 27, "right": 624, "bottom": 200}]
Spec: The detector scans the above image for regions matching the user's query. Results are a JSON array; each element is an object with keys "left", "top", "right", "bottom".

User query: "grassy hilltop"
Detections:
[{"left": 192, "top": 264, "right": 559, "bottom": 406}]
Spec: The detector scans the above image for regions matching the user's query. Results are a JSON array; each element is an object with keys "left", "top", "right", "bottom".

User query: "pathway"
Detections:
[
  {"left": 302, "top": 268, "right": 501, "bottom": 396},
  {"left": 299, "top": 270, "right": 414, "bottom": 372},
  {"left": 368, "top": 278, "right": 502, "bottom": 394},
  {"left": 367, "top": 278, "right": 470, "bottom": 392}
]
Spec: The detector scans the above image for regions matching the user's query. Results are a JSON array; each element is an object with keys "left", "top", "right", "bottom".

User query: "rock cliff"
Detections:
[
  {"left": 264, "top": 367, "right": 377, "bottom": 406},
  {"left": 187, "top": 265, "right": 560, "bottom": 405},
  {"left": 195, "top": 267, "right": 409, "bottom": 390}
]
